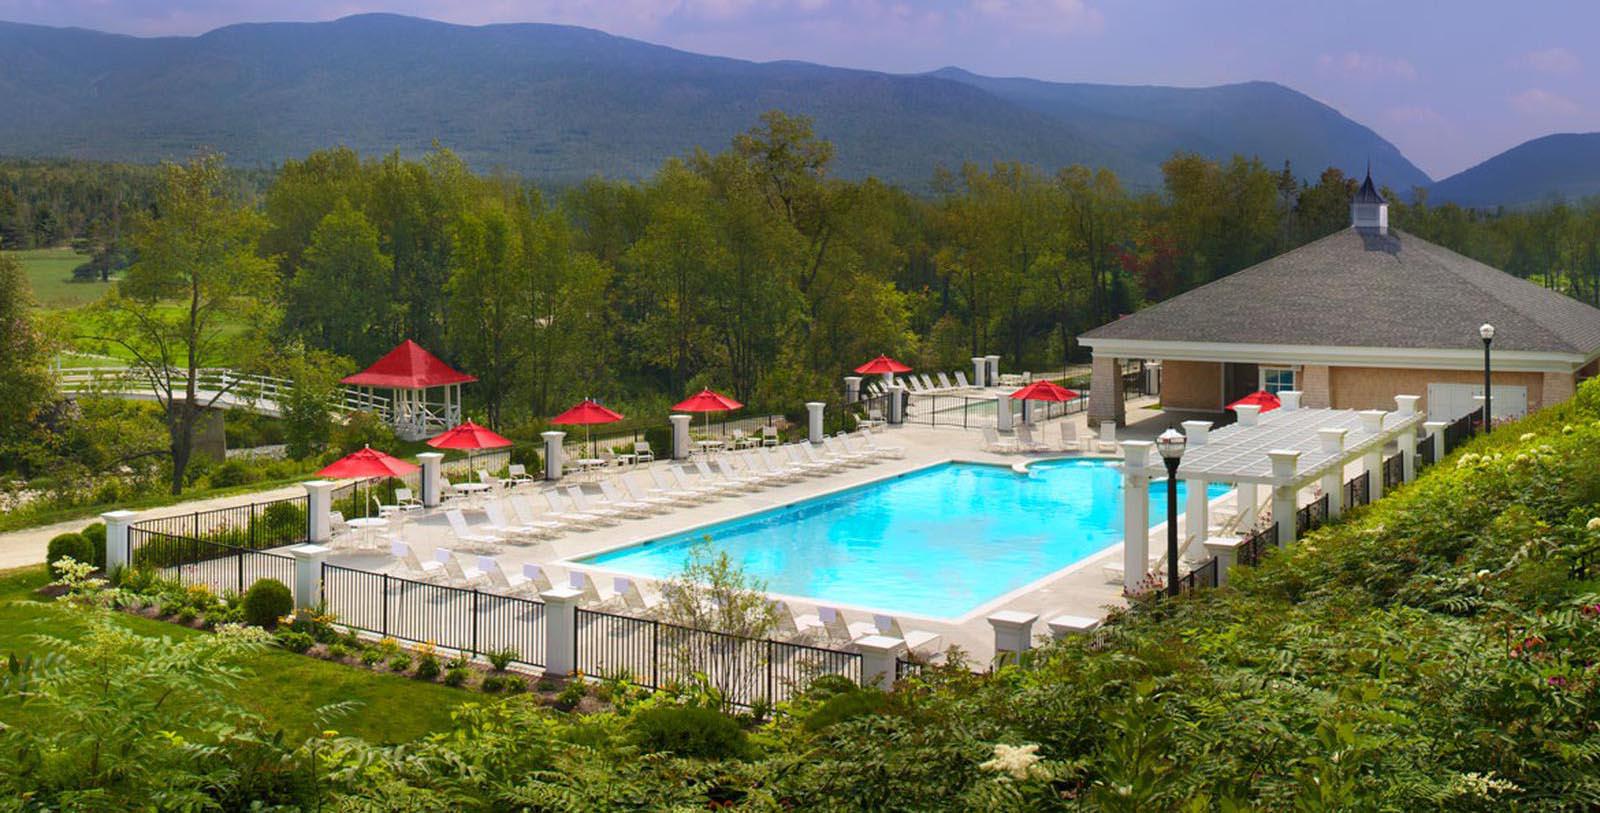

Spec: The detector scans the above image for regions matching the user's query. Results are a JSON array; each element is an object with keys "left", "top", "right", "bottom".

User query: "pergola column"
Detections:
[
  {"left": 1088, "top": 354, "right": 1125, "bottom": 427},
  {"left": 1359, "top": 410, "right": 1387, "bottom": 502},
  {"left": 843, "top": 376, "right": 862, "bottom": 404},
  {"left": 1181, "top": 420, "right": 1213, "bottom": 564},
  {"left": 1395, "top": 395, "right": 1421, "bottom": 482},
  {"left": 1234, "top": 404, "right": 1262, "bottom": 426},
  {"left": 1318, "top": 428, "right": 1348, "bottom": 519},
  {"left": 1278, "top": 390, "right": 1303, "bottom": 410},
  {"left": 1424, "top": 420, "right": 1448, "bottom": 462},
  {"left": 1121, "top": 440, "right": 1154, "bottom": 593},
  {"left": 971, "top": 357, "right": 987, "bottom": 388},
  {"left": 1267, "top": 449, "right": 1300, "bottom": 546}
]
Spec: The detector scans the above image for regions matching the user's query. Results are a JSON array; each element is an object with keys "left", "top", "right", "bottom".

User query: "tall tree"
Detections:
[
  {"left": 91, "top": 154, "right": 277, "bottom": 493},
  {"left": 283, "top": 199, "right": 394, "bottom": 361},
  {"left": 0, "top": 245, "right": 59, "bottom": 450}
]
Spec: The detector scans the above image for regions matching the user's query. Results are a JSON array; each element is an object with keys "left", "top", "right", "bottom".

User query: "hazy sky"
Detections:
[{"left": 3, "top": 0, "right": 1596, "bottom": 179}]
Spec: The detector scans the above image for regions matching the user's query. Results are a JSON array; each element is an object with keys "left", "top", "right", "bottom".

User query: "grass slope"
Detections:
[
  {"left": 5, "top": 247, "right": 111, "bottom": 309},
  {"left": 0, "top": 565, "right": 467, "bottom": 743}
]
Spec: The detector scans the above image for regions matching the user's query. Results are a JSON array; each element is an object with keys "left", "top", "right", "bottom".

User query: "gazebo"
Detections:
[
  {"left": 1117, "top": 390, "right": 1429, "bottom": 593},
  {"left": 342, "top": 340, "right": 476, "bottom": 441}
]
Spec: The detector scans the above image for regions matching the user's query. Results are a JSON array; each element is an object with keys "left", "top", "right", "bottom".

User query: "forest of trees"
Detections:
[{"left": 6, "top": 109, "right": 1600, "bottom": 475}]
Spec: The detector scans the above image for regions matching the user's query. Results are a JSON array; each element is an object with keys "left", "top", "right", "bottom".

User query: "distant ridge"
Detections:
[
  {"left": 0, "top": 13, "right": 1430, "bottom": 189},
  {"left": 1427, "top": 133, "right": 1600, "bottom": 209}
]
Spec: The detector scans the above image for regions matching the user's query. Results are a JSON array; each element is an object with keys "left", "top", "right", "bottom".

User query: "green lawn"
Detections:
[
  {"left": 0, "top": 565, "right": 470, "bottom": 743},
  {"left": 5, "top": 247, "right": 115, "bottom": 310}
]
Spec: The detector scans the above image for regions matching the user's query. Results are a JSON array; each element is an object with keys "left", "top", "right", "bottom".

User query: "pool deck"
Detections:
[{"left": 327, "top": 402, "right": 1240, "bottom": 663}]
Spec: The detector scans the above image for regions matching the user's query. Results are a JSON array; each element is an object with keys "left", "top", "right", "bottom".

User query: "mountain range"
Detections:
[{"left": 0, "top": 13, "right": 1593, "bottom": 205}]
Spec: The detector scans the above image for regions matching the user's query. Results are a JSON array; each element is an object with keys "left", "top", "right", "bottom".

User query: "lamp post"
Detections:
[
  {"left": 1156, "top": 428, "right": 1187, "bottom": 597},
  {"left": 1479, "top": 323, "right": 1495, "bottom": 434}
]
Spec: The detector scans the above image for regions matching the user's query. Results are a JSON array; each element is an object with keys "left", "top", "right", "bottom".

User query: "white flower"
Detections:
[
  {"left": 980, "top": 743, "right": 1048, "bottom": 781},
  {"left": 1587, "top": 517, "right": 1600, "bottom": 532},
  {"left": 1451, "top": 771, "right": 1520, "bottom": 798},
  {"left": 1519, "top": 432, "right": 1537, "bottom": 442}
]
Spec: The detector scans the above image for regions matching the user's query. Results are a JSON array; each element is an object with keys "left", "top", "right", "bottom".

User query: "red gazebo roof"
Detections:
[{"left": 341, "top": 340, "right": 477, "bottom": 389}]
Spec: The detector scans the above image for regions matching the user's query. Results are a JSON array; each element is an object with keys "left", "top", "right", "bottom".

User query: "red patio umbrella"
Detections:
[
  {"left": 318, "top": 446, "right": 420, "bottom": 519},
  {"left": 427, "top": 419, "right": 514, "bottom": 474},
  {"left": 1226, "top": 390, "right": 1282, "bottom": 413},
  {"left": 1008, "top": 380, "right": 1081, "bottom": 402},
  {"left": 673, "top": 388, "right": 744, "bottom": 443},
  {"left": 550, "top": 399, "right": 625, "bottom": 458},
  {"left": 854, "top": 354, "right": 912, "bottom": 375}
]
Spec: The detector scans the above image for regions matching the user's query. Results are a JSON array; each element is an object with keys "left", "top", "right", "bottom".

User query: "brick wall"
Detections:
[
  {"left": 1161, "top": 360, "right": 1224, "bottom": 411},
  {"left": 1328, "top": 366, "right": 1547, "bottom": 413},
  {"left": 1301, "top": 364, "right": 1331, "bottom": 407}
]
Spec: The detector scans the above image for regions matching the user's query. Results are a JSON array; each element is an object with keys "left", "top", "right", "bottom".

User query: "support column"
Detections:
[
  {"left": 417, "top": 452, "right": 444, "bottom": 508},
  {"left": 995, "top": 394, "right": 1013, "bottom": 432},
  {"left": 101, "top": 510, "right": 138, "bottom": 573},
  {"left": 669, "top": 414, "right": 692, "bottom": 460},
  {"left": 886, "top": 385, "right": 906, "bottom": 424},
  {"left": 1359, "top": 410, "right": 1386, "bottom": 502},
  {"left": 854, "top": 635, "right": 904, "bottom": 691},
  {"left": 972, "top": 357, "right": 987, "bottom": 388},
  {"left": 303, "top": 480, "right": 334, "bottom": 543},
  {"left": 1181, "top": 420, "right": 1213, "bottom": 565},
  {"left": 1278, "top": 390, "right": 1303, "bottom": 410},
  {"left": 1267, "top": 450, "right": 1300, "bottom": 545},
  {"left": 881, "top": 370, "right": 896, "bottom": 389},
  {"left": 289, "top": 544, "right": 330, "bottom": 610},
  {"left": 1319, "top": 428, "right": 1348, "bottom": 519},
  {"left": 541, "top": 586, "right": 583, "bottom": 676},
  {"left": 806, "top": 402, "right": 825, "bottom": 444},
  {"left": 1088, "top": 354, "right": 1125, "bottom": 427},
  {"left": 1234, "top": 404, "right": 1262, "bottom": 427},
  {"left": 1396, "top": 395, "right": 1421, "bottom": 482},
  {"left": 1047, "top": 615, "right": 1101, "bottom": 639},
  {"left": 540, "top": 431, "right": 565, "bottom": 480},
  {"left": 1424, "top": 420, "right": 1448, "bottom": 462},
  {"left": 1121, "top": 440, "right": 1153, "bottom": 593},
  {"left": 986, "top": 355, "right": 1000, "bottom": 386},
  {"left": 1203, "top": 536, "right": 1248, "bottom": 587},
  {"left": 987, "top": 610, "right": 1038, "bottom": 659},
  {"left": 843, "top": 376, "right": 862, "bottom": 404}
]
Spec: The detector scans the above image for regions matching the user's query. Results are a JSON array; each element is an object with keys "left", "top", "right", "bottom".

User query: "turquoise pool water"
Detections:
[{"left": 578, "top": 460, "right": 1229, "bottom": 619}]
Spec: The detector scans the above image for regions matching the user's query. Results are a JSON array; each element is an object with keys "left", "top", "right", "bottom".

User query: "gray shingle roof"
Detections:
[{"left": 1081, "top": 227, "right": 1600, "bottom": 356}]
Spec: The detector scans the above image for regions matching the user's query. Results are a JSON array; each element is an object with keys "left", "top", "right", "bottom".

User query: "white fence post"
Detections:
[
  {"left": 541, "top": 431, "right": 565, "bottom": 480},
  {"left": 1203, "top": 536, "right": 1247, "bottom": 587},
  {"left": 1046, "top": 615, "right": 1100, "bottom": 640},
  {"left": 843, "top": 376, "right": 862, "bottom": 404},
  {"left": 994, "top": 394, "right": 1013, "bottom": 432},
  {"left": 303, "top": 480, "right": 334, "bottom": 543},
  {"left": 988, "top": 610, "right": 1037, "bottom": 659},
  {"left": 806, "top": 402, "right": 825, "bottom": 444},
  {"left": 971, "top": 357, "right": 987, "bottom": 388},
  {"left": 854, "top": 635, "right": 903, "bottom": 691},
  {"left": 101, "top": 510, "right": 138, "bottom": 573},
  {"left": 541, "top": 586, "right": 583, "bottom": 675},
  {"left": 1424, "top": 420, "right": 1448, "bottom": 462},
  {"left": 670, "top": 414, "right": 693, "bottom": 460},
  {"left": 416, "top": 452, "right": 444, "bottom": 507},
  {"left": 289, "top": 544, "right": 330, "bottom": 610}
]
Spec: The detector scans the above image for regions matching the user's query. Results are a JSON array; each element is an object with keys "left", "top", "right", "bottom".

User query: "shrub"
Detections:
[
  {"left": 176, "top": 606, "right": 199, "bottom": 624},
  {"left": 802, "top": 688, "right": 892, "bottom": 732},
  {"left": 275, "top": 630, "right": 314, "bottom": 654},
  {"left": 629, "top": 705, "right": 748, "bottom": 760},
  {"left": 46, "top": 533, "right": 94, "bottom": 572},
  {"left": 481, "top": 674, "right": 507, "bottom": 693},
  {"left": 208, "top": 459, "right": 259, "bottom": 489},
  {"left": 240, "top": 579, "right": 293, "bottom": 628},
  {"left": 80, "top": 522, "right": 107, "bottom": 569},
  {"left": 325, "top": 643, "right": 354, "bottom": 660},
  {"left": 486, "top": 648, "right": 516, "bottom": 671},
  {"left": 388, "top": 654, "right": 412, "bottom": 673},
  {"left": 359, "top": 648, "right": 384, "bottom": 667},
  {"left": 555, "top": 679, "right": 588, "bottom": 710},
  {"left": 443, "top": 666, "right": 469, "bottom": 687},
  {"left": 414, "top": 653, "right": 441, "bottom": 681},
  {"left": 644, "top": 425, "right": 674, "bottom": 460}
]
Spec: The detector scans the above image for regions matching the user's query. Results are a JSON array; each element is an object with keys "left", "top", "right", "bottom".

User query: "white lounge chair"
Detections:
[
  {"left": 753, "top": 448, "right": 806, "bottom": 482},
  {"left": 507, "top": 493, "right": 567, "bottom": 535},
  {"left": 857, "top": 428, "right": 905, "bottom": 458},
  {"left": 1097, "top": 422, "right": 1118, "bottom": 453},
  {"left": 771, "top": 600, "right": 824, "bottom": 644},
  {"left": 606, "top": 577, "right": 660, "bottom": 615},
  {"left": 801, "top": 440, "right": 857, "bottom": 471},
  {"left": 483, "top": 499, "right": 553, "bottom": 541},
  {"left": 478, "top": 556, "right": 532, "bottom": 594},
  {"left": 445, "top": 508, "right": 503, "bottom": 550},
  {"left": 435, "top": 547, "right": 487, "bottom": 587},
  {"left": 761, "top": 425, "right": 780, "bottom": 447},
  {"left": 633, "top": 440, "right": 656, "bottom": 464},
  {"left": 983, "top": 426, "right": 1020, "bottom": 453},
  {"left": 623, "top": 474, "right": 685, "bottom": 508},
  {"left": 1059, "top": 422, "right": 1082, "bottom": 452},
  {"left": 715, "top": 457, "right": 769, "bottom": 489},
  {"left": 389, "top": 541, "right": 445, "bottom": 582},
  {"left": 1015, "top": 423, "right": 1048, "bottom": 453},
  {"left": 677, "top": 462, "right": 739, "bottom": 495},
  {"left": 782, "top": 444, "right": 832, "bottom": 476},
  {"left": 918, "top": 374, "right": 936, "bottom": 391},
  {"left": 807, "top": 606, "right": 875, "bottom": 645},
  {"left": 544, "top": 489, "right": 608, "bottom": 526},
  {"left": 521, "top": 563, "right": 555, "bottom": 593},
  {"left": 822, "top": 435, "right": 874, "bottom": 465},
  {"left": 694, "top": 457, "right": 756, "bottom": 492},
  {"left": 873, "top": 614, "right": 942, "bottom": 654},
  {"left": 935, "top": 372, "right": 954, "bottom": 390},
  {"left": 563, "top": 485, "right": 625, "bottom": 523},
  {"left": 567, "top": 571, "right": 606, "bottom": 605},
  {"left": 598, "top": 479, "right": 662, "bottom": 515},
  {"left": 650, "top": 465, "right": 715, "bottom": 502},
  {"left": 954, "top": 371, "right": 971, "bottom": 389},
  {"left": 505, "top": 464, "right": 537, "bottom": 487}
]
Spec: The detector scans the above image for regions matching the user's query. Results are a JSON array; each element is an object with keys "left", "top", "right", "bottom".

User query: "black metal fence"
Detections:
[
  {"left": 895, "top": 657, "right": 926, "bottom": 682},
  {"left": 1418, "top": 432, "right": 1437, "bottom": 468},
  {"left": 321, "top": 563, "right": 545, "bottom": 666},
  {"left": 845, "top": 392, "right": 893, "bottom": 425},
  {"left": 1237, "top": 523, "right": 1278, "bottom": 567},
  {"left": 1177, "top": 556, "right": 1219, "bottom": 593},
  {"left": 1344, "top": 471, "right": 1370, "bottom": 510},
  {"left": 573, "top": 607, "right": 862, "bottom": 708},
  {"left": 1383, "top": 453, "right": 1405, "bottom": 492},
  {"left": 1295, "top": 493, "right": 1331, "bottom": 537},
  {"left": 904, "top": 394, "right": 1001, "bottom": 428},
  {"left": 128, "top": 530, "right": 296, "bottom": 595},
  {"left": 1443, "top": 411, "right": 1478, "bottom": 453},
  {"left": 128, "top": 495, "right": 309, "bottom": 559}
]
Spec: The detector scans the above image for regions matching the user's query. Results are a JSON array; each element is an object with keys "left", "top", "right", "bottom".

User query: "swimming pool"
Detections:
[{"left": 577, "top": 460, "right": 1230, "bottom": 619}]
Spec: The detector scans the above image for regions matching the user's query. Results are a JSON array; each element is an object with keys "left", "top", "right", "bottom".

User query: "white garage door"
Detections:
[{"left": 1427, "top": 382, "right": 1527, "bottom": 422}]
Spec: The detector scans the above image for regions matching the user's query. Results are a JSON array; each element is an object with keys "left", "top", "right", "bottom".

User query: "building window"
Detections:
[{"left": 1261, "top": 367, "right": 1297, "bottom": 394}]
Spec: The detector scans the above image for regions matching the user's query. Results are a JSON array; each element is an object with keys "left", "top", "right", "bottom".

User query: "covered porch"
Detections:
[{"left": 1119, "top": 390, "right": 1427, "bottom": 593}]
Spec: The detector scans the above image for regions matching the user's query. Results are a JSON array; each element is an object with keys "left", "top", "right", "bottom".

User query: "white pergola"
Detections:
[{"left": 1119, "top": 390, "right": 1428, "bottom": 592}]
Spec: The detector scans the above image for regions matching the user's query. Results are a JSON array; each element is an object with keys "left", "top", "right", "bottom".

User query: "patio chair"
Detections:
[
  {"left": 761, "top": 425, "right": 780, "bottom": 447},
  {"left": 783, "top": 444, "right": 833, "bottom": 476},
  {"left": 505, "top": 464, "right": 537, "bottom": 487},
  {"left": 564, "top": 485, "right": 626, "bottom": 523},
  {"left": 394, "top": 487, "right": 424, "bottom": 511},
  {"left": 770, "top": 600, "right": 824, "bottom": 644},
  {"left": 903, "top": 376, "right": 922, "bottom": 393},
  {"left": 858, "top": 428, "right": 905, "bottom": 458},
  {"left": 521, "top": 563, "right": 555, "bottom": 593},
  {"left": 623, "top": 474, "right": 687, "bottom": 508},
  {"left": 507, "top": 493, "right": 567, "bottom": 535},
  {"left": 599, "top": 479, "right": 664, "bottom": 515},
  {"left": 936, "top": 372, "right": 954, "bottom": 390},
  {"left": 715, "top": 457, "right": 769, "bottom": 489},
  {"left": 692, "top": 457, "right": 753, "bottom": 492},
  {"left": 670, "top": 464, "right": 734, "bottom": 497},
  {"left": 328, "top": 511, "right": 351, "bottom": 544},
  {"left": 649, "top": 465, "right": 714, "bottom": 502},
  {"left": 604, "top": 577, "right": 661, "bottom": 615},
  {"left": 545, "top": 489, "right": 611, "bottom": 526},
  {"left": 633, "top": 440, "right": 656, "bottom": 464},
  {"left": 477, "top": 556, "right": 533, "bottom": 595},
  {"left": 389, "top": 541, "right": 445, "bottom": 582},
  {"left": 1015, "top": 424, "right": 1048, "bottom": 453},
  {"left": 567, "top": 571, "right": 607, "bottom": 605},
  {"left": 435, "top": 547, "right": 487, "bottom": 587},
  {"left": 803, "top": 606, "right": 875, "bottom": 645},
  {"left": 445, "top": 509, "right": 503, "bottom": 550},
  {"left": 483, "top": 499, "right": 554, "bottom": 541},
  {"left": 983, "top": 426, "right": 1020, "bottom": 453},
  {"left": 918, "top": 374, "right": 936, "bottom": 391},
  {"left": 800, "top": 439, "right": 854, "bottom": 471},
  {"left": 954, "top": 371, "right": 971, "bottom": 389},
  {"left": 1097, "top": 422, "right": 1118, "bottom": 453},
  {"left": 751, "top": 449, "right": 806, "bottom": 482},
  {"left": 439, "top": 478, "right": 466, "bottom": 504},
  {"left": 873, "top": 614, "right": 942, "bottom": 654},
  {"left": 1058, "top": 422, "right": 1082, "bottom": 452}
]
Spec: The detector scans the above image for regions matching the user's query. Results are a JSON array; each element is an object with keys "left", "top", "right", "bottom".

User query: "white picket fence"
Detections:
[{"left": 56, "top": 365, "right": 391, "bottom": 419}]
